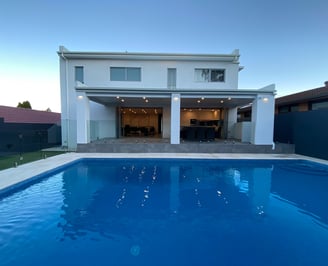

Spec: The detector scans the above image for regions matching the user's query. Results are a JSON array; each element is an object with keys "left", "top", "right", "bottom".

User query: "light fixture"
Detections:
[
  {"left": 145, "top": 99, "right": 149, "bottom": 103},
  {"left": 197, "top": 100, "right": 201, "bottom": 103},
  {"left": 116, "top": 96, "right": 120, "bottom": 99},
  {"left": 201, "top": 97, "right": 205, "bottom": 100},
  {"left": 228, "top": 97, "right": 231, "bottom": 100},
  {"left": 262, "top": 97, "right": 269, "bottom": 103},
  {"left": 121, "top": 99, "right": 125, "bottom": 102},
  {"left": 78, "top": 95, "right": 83, "bottom": 99},
  {"left": 173, "top": 96, "right": 179, "bottom": 101},
  {"left": 220, "top": 100, "right": 224, "bottom": 103}
]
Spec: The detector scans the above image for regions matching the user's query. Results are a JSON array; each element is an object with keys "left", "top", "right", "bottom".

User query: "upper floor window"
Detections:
[
  {"left": 110, "top": 67, "right": 141, "bottom": 81},
  {"left": 167, "top": 68, "right": 177, "bottom": 89},
  {"left": 75, "top": 66, "right": 84, "bottom": 83},
  {"left": 195, "top": 69, "right": 225, "bottom": 82}
]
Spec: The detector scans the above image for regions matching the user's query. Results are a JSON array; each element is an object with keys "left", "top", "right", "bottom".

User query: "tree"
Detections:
[{"left": 17, "top": 101, "right": 32, "bottom": 109}]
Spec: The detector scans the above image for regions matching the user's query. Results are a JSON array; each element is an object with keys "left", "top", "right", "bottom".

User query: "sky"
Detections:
[{"left": 0, "top": 0, "right": 327, "bottom": 113}]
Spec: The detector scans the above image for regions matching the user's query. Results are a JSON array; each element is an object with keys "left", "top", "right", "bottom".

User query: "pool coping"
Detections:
[{"left": 1, "top": 153, "right": 327, "bottom": 194}]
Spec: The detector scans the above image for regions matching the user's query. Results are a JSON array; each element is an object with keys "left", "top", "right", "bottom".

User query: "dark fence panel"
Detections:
[
  {"left": 0, "top": 122, "right": 61, "bottom": 154},
  {"left": 274, "top": 110, "right": 328, "bottom": 160}
]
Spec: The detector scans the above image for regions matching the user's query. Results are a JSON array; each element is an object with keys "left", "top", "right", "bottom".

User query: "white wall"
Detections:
[
  {"left": 251, "top": 94, "right": 275, "bottom": 145},
  {"left": 69, "top": 59, "right": 239, "bottom": 90},
  {"left": 227, "top": 107, "right": 237, "bottom": 138},
  {"left": 234, "top": 122, "right": 252, "bottom": 142},
  {"left": 60, "top": 54, "right": 241, "bottom": 148}
]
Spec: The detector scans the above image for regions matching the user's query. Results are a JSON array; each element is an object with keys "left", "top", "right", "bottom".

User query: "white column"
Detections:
[
  {"left": 76, "top": 92, "right": 90, "bottom": 144},
  {"left": 251, "top": 94, "right": 275, "bottom": 145},
  {"left": 170, "top": 93, "right": 181, "bottom": 144},
  {"left": 227, "top": 107, "right": 237, "bottom": 139}
]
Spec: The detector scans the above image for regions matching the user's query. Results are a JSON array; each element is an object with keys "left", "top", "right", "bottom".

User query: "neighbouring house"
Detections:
[
  {"left": 58, "top": 46, "right": 276, "bottom": 150},
  {"left": 274, "top": 82, "right": 328, "bottom": 160},
  {"left": 0, "top": 105, "right": 61, "bottom": 153}
]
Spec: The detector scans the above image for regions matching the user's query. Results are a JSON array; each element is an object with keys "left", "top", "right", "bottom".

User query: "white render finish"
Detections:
[
  {"left": 227, "top": 107, "right": 238, "bottom": 139},
  {"left": 251, "top": 86, "right": 276, "bottom": 145},
  {"left": 58, "top": 46, "right": 276, "bottom": 148},
  {"left": 170, "top": 94, "right": 181, "bottom": 144},
  {"left": 76, "top": 92, "right": 90, "bottom": 144}
]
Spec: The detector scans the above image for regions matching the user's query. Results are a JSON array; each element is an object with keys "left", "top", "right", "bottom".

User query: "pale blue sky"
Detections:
[{"left": 0, "top": 0, "right": 327, "bottom": 112}]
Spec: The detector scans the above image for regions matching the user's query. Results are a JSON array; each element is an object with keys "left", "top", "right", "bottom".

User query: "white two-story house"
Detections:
[{"left": 58, "top": 46, "right": 275, "bottom": 150}]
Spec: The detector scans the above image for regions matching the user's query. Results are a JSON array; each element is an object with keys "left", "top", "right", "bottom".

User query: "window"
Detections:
[
  {"left": 278, "top": 106, "right": 289, "bottom": 113},
  {"left": 75, "top": 66, "right": 84, "bottom": 83},
  {"left": 167, "top": 68, "right": 177, "bottom": 89},
  {"left": 311, "top": 101, "right": 328, "bottom": 110},
  {"left": 110, "top": 67, "right": 141, "bottom": 81},
  {"left": 195, "top": 69, "right": 225, "bottom": 82},
  {"left": 290, "top": 105, "right": 299, "bottom": 112}
]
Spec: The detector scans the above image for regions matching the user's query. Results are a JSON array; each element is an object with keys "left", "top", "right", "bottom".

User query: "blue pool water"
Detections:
[{"left": 0, "top": 159, "right": 328, "bottom": 266}]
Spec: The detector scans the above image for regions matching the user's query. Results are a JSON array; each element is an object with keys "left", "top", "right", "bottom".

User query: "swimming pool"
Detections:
[{"left": 0, "top": 158, "right": 327, "bottom": 266}]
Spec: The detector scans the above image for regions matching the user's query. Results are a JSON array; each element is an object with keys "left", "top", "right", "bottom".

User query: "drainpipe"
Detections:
[{"left": 60, "top": 49, "right": 70, "bottom": 150}]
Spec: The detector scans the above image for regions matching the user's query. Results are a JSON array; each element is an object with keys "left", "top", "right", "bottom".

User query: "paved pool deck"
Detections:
[{"left": 1, "top": 153, "right": 327, "bottom": 194}]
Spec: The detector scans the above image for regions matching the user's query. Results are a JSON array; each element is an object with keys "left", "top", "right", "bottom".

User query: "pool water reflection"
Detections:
[{"left": 0, "top": 159, "right": 328, "bottom": 266}]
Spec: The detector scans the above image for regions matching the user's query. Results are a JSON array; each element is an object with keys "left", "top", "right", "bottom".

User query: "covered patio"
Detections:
[{"left": 76, "top": 85, "right": 276, "bottom": 146}]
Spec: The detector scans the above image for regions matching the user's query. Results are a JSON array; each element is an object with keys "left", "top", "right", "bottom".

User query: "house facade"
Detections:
[{"left": 58, "top": 46, "right": 275, "bottom": 150}]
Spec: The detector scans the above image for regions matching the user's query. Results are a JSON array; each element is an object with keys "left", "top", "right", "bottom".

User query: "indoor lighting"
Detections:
[{"left": 220, "top": 100, "right": 224, "bottom": 103}]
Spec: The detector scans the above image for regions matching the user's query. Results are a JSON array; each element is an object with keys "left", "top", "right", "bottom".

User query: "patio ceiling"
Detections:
[{"left": 88, "top": 95, "right": 253, "bottom": 109}]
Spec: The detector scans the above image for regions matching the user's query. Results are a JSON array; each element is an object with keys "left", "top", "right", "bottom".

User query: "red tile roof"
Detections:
[{"left": 0, "top": 105, "right": 61, "bottom": 124}]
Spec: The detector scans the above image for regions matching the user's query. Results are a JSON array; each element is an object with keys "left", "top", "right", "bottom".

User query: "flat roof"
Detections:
[{"left": 58, "top": 46, "right": 240, "bottom": 63}]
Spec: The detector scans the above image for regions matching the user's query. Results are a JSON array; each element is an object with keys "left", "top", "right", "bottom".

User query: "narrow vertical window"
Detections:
[
  {"left": 167, "top": 68, "right": 177, "bottom": 89},
  {"left": 75, "top": 66, "right": 84, "bottom": 83}
]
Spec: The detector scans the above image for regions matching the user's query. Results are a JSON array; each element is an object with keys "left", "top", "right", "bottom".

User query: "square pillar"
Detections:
[
  {"left": 227, "top": 107, "right": 238, "bottom": 139},
  {"left": 76, "top": 92, "right": 90, "bottom": 144},
  {"left": 170, "top": 93, "right": 181, "bottom": 144},
  {"left": 251, "top": 94, "right": 275, "bottom": 145}
]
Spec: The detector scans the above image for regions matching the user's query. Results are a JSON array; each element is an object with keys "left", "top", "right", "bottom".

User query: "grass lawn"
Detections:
[{"left": 0, "top": 151, "right": 66, "bottom": 171}]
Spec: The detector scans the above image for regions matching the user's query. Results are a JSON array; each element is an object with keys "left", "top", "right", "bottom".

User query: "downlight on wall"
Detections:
[{"left": 262, "top": 97, "right": 269, "bottom": 103}]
